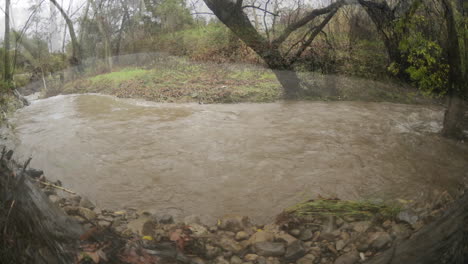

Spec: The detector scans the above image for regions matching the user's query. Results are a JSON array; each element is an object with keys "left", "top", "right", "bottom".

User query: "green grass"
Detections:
[
  {"left": 89, "top": 68, "right": 149, "bottom": 83},
  {"left": 286, "top": 199, "right": 401, "bottom": 220}
]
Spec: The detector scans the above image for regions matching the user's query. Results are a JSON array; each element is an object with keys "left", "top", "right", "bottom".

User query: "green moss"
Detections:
[{"left": 89, "top": 68, "right": 149, "bottom": 83}]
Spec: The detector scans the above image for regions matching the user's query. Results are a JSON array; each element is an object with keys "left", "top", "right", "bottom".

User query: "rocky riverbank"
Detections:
[{"left": 27, "top": 166, "right": 458, "bottom": 264}]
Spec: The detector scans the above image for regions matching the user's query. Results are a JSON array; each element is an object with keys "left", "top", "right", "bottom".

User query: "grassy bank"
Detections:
[{"left": 48, "top": 55, "right": 436, "bottom": 104}]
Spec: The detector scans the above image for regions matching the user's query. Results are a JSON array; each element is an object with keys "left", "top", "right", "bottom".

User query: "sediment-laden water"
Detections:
[{"left": 11, "top": 94, "right": 468, "bottom": 223}]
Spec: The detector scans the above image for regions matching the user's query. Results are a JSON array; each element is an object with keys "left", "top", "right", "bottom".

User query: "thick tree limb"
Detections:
[
  {"left": 272, "top": 0, "right": 346, "bottom": 48},
  {"left": 289, "top": 8, "right": 339, "bottom": 65}
]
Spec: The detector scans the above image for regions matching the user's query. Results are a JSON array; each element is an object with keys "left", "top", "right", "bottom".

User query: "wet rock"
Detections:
[
  {"left": 382, "top": 220, "right": 393, "bottom": 229},
  {"left": 26, "top": 169, "right": 44, "bottom": 179},
  {"left": 247, "top": 231, "right": 274, "bottom": 245},
  {"left": 284, "top": 240, "right": 306, "bottom": 262},
  {"left": 78, "top": 207, "right": 97, "bottom": 220},
  {"left": 209, "top": 226, "right": 218, "bottom": 233},
  {"left": 367, "top": 232, "right": 392, "bottom": 249},
  {"left": 69, "top": 194, "right": 81, "bottom": 205},
  {"left": 230, "top": 255, "right": 242, "bottom": 264},
  {"left": 205, "top": 244, "right": 222, "bottom": 259},
  {"left": 126, "top": 217, "right": 157, "bottom": 236},
  {"left": 350, "top": 221, "right": 371, "bottom": 233},
  {"left": 335, "top": 240, "right": 346, "bottom": 251},
  {"left": 296, "top": 254, "right": 316, "bottom": 264},
  {"left": 192, "top": 257, "right": 206, "bottom": 264},
  {"left": 159, "top": 214, "right": 174, "bottom": 224},
  {"left": 266, "top": 257, "right": 280, "bottom": 264},
  {"left": 217, "top": 237, "right": 244, "bottom": 253},
  {"left": 334, "top": 251, "right": 359, "bottom": 264},
  {"left": 218, "top": 215, "right": 252, "bottom": 232},
  {"left": 320, "top": 229, "right": 341, "bottom": 241},
  {"left": 215, "top": 256, "right": 230, "bottom": 264},
  {"left": 244, "top": 254, "right": 258, "bottom": 262},
  {"left": 299, "top": 229, "right": 313, "bottom": 241},
  {"left": 113, "top": 210, "right": 126, "bottom": 217},
  {"left": 397, "top": 209, "right": 419, "bottom": 227},
  {"left": 48, "top": 195, "right": 61, "bottom": 205},
  {"left": 189, "top": 223, "right": 209, "bottom": 236},
  {"left": 252, "top": 242, "right": 285, "bottom": 257},
  {"left": 390, "top": 223, "right": 412, "bottom": 240},
  {"left": 289, "top": 229, "right": 301, "bottom": 236},
  {"left": 274, "top": 231, "right": 297, "bottom": 245},
  {"left": 184, "top": 215, "right": 201, "bottom": 225},
  {"left": 79, "top": 197, "right": 95, "bottom": 210},
  {"left": 235, "top": 231, "right": 249, "bottom": 241},
  {"left": 257, "top": 256, "right": 267, "bottom": 264}
]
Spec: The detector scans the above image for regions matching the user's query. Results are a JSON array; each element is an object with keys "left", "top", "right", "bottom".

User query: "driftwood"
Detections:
[
  {"left": 0, "top": 149, "right": 84, "bottom": 263},
  {"left": 365, "top": 192, "right": 468, "bottom": 264}
]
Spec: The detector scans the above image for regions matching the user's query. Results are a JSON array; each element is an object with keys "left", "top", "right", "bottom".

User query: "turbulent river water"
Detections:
[{"left": 10, "top": 94, "right": 468, "bottom": 224}]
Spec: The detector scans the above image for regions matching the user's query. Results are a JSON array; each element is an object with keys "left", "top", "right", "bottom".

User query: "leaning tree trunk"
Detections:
[
  {"left": 441, "top": 0, "right": 466, "bottom": 139},
  {"left": 365, "top": 192, "right": 468, "bottom": 264},
  {"left": 3, "top": 0, "right": 12, "bottom": 85},
  {"left": 0, "top": 149, "right": 84, "bottom": 263},
  {"left": 49, "top": 0, "right": 83, "bottom": 73}
]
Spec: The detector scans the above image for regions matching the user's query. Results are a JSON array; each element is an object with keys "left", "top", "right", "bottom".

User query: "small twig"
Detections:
[
  {"left": 242, "top": 5, "right": 279, "bottom": 16},
  {"left": 3, "top": 200, "right": 16, "bottom": 236},
  {"left": 1, "top": 147, "right": 5, "bottom": 160},
  {"left": 37, "top": 180, "right": 76, "bottom": 194},
  {"left": 22, "top": 157, "right": 32, "bottom": 171}
]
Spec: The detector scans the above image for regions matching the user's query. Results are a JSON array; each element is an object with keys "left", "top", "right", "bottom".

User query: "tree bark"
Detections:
[
  {"left": 49, "top": 0, "right": 83, "bottom": 72},
  {"left": 364, "top": 192, "right": 468, "bottom": 264},
  {"left": 441, "top": 0, "right": 466, "bottom": 140},
  {"left": 3, "top": 0, "right": 12, "bottom": 85}
]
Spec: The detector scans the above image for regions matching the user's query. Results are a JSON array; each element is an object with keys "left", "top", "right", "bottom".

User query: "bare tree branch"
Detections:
[
  {"left": 272, "top": 0, "right": 345, "bottom": 48},
  {"left": 289, "top": 7, "right": 339, "bottom": 64},
  {"left": 242, "top": 5, "right": 278, "bottom": 16}
]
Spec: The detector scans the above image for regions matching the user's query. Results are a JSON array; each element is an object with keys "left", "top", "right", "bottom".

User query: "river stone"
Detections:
[
  {"left": 257, "top": 256, "right": 267, "bottom": 264},
  {"left": 189, "top": 223, "right": 209, "bottom": 236},
  {"left": 247, "top": 230, "right": 275, "bottom": 245},
  {"left": 296, "top": 254, "right": 316, "bottom": 264},
  {"left": 335, "top": 240, "right": 346, "bottom": 251},
  {"left": 350, "top": 221, "right": 371, "bottom": 233},
  {"left": 284, "top": 240, "right": 306, "bottom": 262},
  {"left": 79, "top": 197, "right": 95, "bottom": 210},
  {"left": 275, "top": 231, "right": 297, "bottom": 245},
  {"left": 368, "top": 232, "right": 392, "bottom": 249},
  {"left": 289, "top": 229, "right": 301, "bottom": 236},
  {"left": 205, "top": 244, "right": 222, "bottom": 259},
  {"left": 218, "top": 215, "right": 251, "bottom": 232},
  {"left": 217, "top": 237, "right": 244, "bottom": 253},
  {"left": 299, "top": 229, "right": 313, "bottom": 241},
  {"left": 192, "top": 257, "right": 206, "bottom": 264},
  {"left": 48, "top": 195, "right": 61, "bottom": 205},
  {"left": 78, "top": 207, "right": 97, "bottom": 220},
  {"left": 397, "top": 209, "right": 419, "bottom": 227},
  {"left": 215, "top": 256, "right": 230, "bottom": 264},
  {"left": 159, "top": 214, "right": 174, "bottom": 224},
  {"left": 266, "top": 257, "right": 280, "bottom": 264},
  {"left": 235, "top": 231, "right": 249, "bottom": 241},
  {"left": 230, "top": 255, "right": 242, "bottom": 264},
  {"left": 390, "top": 223, "right": 412, "bottom": 240},
  {"left": 334, "top": 251, "right": 359, "bottom": 264},
  {"left": 184, "top": 215, "right": 201, "bottom": 225},
  {"left": 252, "top": 242, "right": 285, "bottom": 257},
  {"left": 126, "top": 217, "right": 157, "bottom": 236},
  {"left": 244, "top": 254, "right": 258, "bottom": 262}
]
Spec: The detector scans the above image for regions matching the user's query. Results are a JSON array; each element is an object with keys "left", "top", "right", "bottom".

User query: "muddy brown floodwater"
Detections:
[{"left": 10, "top": 94, "right": 468, "bottom": 224}]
